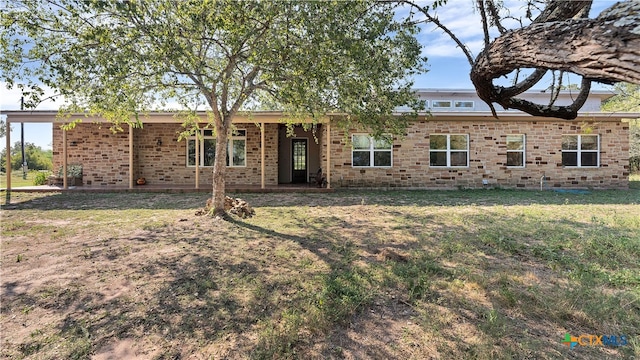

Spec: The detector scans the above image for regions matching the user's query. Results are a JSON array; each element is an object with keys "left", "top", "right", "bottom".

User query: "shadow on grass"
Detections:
[
  {"left": 2, "top": 186, "right": 640, "bottom": 212},
  {"left": 1, "top": 188, "right": 638, "bottom": 359}
]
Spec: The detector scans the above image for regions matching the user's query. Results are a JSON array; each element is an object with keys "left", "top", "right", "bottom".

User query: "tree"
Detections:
[
  {"left": 399, "top": 0, "right": 640, "bottom": 119},
  {"left": 0, "top": 119, "right": 7, "bottom": 138},
  {"left": 0, "top": 141, "right": 53, "bottom": 172},
  {"left": 1, "top": 0, "right": 425, "bottom": 216},
  {"left": 603, "top": 83, "right": 640, "bottom": 113},
  {"left": 603, "top": 83, "right": 640, "bottom": 172}
]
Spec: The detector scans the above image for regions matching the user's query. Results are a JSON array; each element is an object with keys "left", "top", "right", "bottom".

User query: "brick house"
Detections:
[{"left": 3, "top": 89, "right": 638, "bottom": 190}]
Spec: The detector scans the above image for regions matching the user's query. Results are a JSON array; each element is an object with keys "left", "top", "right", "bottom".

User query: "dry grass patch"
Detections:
[{"left": 1, "top": 189, "right": 639, "bottom": 359}]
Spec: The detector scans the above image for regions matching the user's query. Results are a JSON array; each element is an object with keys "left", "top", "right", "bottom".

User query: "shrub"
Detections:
[
  {"left": 33, "top": 171, "right": 51, "bottom": 185},
  {"left": 631, "top": 156, "right": 640, "bottom": 174},
  {"left": 57, "top": 164, "right": 83, "bottom": 178}
]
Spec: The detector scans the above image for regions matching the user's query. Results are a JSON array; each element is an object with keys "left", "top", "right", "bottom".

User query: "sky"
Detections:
[{"left": 0, "top": 0, "right": 619, "bottom": 151}]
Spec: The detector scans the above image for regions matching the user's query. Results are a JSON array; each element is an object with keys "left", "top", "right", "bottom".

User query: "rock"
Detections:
[{"left": 200, "top": 196, "right": 255, "bottom": 218}]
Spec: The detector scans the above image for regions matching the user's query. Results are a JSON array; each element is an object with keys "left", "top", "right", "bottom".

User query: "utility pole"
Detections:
[{"left": 21, "top": 97, "right": 27, "bottom": 180}]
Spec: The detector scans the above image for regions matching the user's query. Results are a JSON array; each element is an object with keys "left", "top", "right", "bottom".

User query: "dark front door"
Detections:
[{"left": 292, "top": 139, "right": 307, "bottom": 183}]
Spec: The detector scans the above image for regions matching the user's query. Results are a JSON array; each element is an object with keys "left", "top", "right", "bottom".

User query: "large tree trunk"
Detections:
[
  {"left": 211, "top": 116, "right": 231, "bottom": 217},
  {"left": 471, "top": 1, "right": 640, "bottom": 119}
]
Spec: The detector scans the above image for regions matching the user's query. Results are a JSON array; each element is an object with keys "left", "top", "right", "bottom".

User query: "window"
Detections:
[
  {"left": 352, "top": 134, "right": 392, "bottom": 167},
  {"left": 228, "top": 130, "right": 246, "bottom": 167},
  {"left": 429, "top": 134, "right": 469, "bottom": 167},
  {"left": 432, "top": 100, "right": 452, "bottom": 109},
  {"left": 187, "top": 129, "right": 246, "bottom": 167},
  {"left": 562, "top": 134, "right": 599, "bottom": 167},
  {"left": 454, "top": 101, "right": 474, "bottom": 109},
  {"left": 506, "top": 134, "right": 525, "bottom": 167}
]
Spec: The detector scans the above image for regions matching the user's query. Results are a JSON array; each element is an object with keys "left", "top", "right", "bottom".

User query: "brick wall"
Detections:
[
  {"left": 52, "top": 123, "right": 131, "bottom": 186},
  {"left": 325, "top": 119, "right": 629, "bottom": 189},
  {"left": 53, "top": 118, "right": 629, "bottom": 189},
  {"left": 53, "top": 122, "right": 279, "bottom": 186}
]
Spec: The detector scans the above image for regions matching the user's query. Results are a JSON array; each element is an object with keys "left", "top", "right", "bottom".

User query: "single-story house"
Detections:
[{"left": 3, "top": 89, "right": 639, "bottom": 190}]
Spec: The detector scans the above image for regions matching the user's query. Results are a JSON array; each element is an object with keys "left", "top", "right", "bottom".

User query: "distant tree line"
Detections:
[
  {"left": 602, "top": 83, "right": 640, "bottom": 173},
  {"left": 0, "top": 141, "right": 53, "bottom": 172}
]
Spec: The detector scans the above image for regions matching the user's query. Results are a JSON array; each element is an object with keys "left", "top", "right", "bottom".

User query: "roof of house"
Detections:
[{"left": 2, "top": 89, "right": 638, "bottom": 123}]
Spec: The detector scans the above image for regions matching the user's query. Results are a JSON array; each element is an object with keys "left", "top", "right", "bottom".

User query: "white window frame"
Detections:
[
  {"left": 561, "top": 134, "right": 600, "bottom": 168},
  {"left": 186, "top": 129, "right": 247, "bottom": 168},
  {"left": 351, "top": 134, "right": 393, "bottom": 168},
  {"left": 228, "top": 129, "right": 247, "bottom": 167},
  {"left": 506, "top": 134, "right": 526, "bottom": 168},
  {"left": 431, "top": 100, "right": 452, "bottom": 109},
  {"left": 429, "top": 134, "right": 470, "bottom": 168}
]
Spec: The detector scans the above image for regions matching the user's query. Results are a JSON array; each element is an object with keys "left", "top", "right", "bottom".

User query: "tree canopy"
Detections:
[
  {"left": 0, "top": 141, "right": 53, "bottom": 172},
  {"left": 1, "top": 0, "right": 425, "bottom": 215}
]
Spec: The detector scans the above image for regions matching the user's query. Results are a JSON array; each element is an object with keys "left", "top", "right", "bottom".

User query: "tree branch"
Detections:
[{"left": 471, "top": 1, "right": 640, "bottom": 119}]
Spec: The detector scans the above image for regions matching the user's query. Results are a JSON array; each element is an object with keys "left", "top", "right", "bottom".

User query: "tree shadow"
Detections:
[
  {"left": 1, "top": 188, "right": 637, "bottom": 358},
  {"left": 1, "top": 187, "right": 639, "bottom": 212}
]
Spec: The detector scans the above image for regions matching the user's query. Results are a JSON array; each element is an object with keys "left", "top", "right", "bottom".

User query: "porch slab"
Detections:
[{"left": 0, "top": 184, "right": 334, "bottom": 193}]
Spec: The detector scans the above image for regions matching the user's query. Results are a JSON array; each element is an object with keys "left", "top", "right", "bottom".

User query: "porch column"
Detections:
[
  {"left": 326, "top": 120, "right": 331, "bottom": 189},
  {"left": 5, "top": 120, "right": 10, "bottom": 190},
  {"left": 195, "top": 128, "right": 199, "bottom": 189},
  {"left": 129, "top": 124, "right": 134, "bottom": 189},
  {"left": 261, "top": 122, "right": 265, "bottom": 189},
  {"left": 62, "top": 127, "right": 68, "bottom": 189}
]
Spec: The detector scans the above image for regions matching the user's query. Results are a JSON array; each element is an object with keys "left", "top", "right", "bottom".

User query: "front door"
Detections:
[{"left": 292, "top": 139, "right": 307, "bottom": 183}]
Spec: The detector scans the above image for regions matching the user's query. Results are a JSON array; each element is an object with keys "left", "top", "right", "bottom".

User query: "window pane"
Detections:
[
  {"left": 562, "top": 136, "right": 578, "bottom": 150},
  {"left": 203, "top": 139, "right": 216, "bottom": 166},
  {"left": 353, "top": 151, "right": 371, "bottom": 166},
  {"left": 450, "top": 135, "right": 468, "bottom": 150},
  {"left": 203, "top": 130, "right": 214, "bottom": 137},
  {"left": 374, "top": 151, "right": 391, "bottom": 167},
  {"left": 373, "top": 137, "right": 392, "bottom": 149},
  {"left": 506, "top": 152, "right": 523, "bottom": 167},
  {"left": 562, "top": 152, "right": 578, "bottom": 166},
  {"left": 581, "top": 152, "right": 598, "bottom": 166},
  {"left": 506, "top": 135, "right": 524, "bottom": 150},
  {"left": 430, "top": 135, "right": 447, "bottom": 150},
  {"left": 353, "top": 135, "right": 370, "bottom": 150},
  {"left": 450, "top": 151, "right": 468, "bottom": 166},
  {"left": 581, "top": 135, "right": 598, "bottom": 150},
  {"left": 432, "top": 101, "right": 451, "bottom": 108},
  {"left": 430, "top": 151, "right": 447, "bottom": 166},
  {"left": 454, "top": 101, "right": 474, "bottom": 108},
  {"left": 233, "top": 129, "right": 246, "bottom": 136},
  {"left": 232, "top": 139, "right": 245, "bottom": 166},
  {"left": 187, "top": 139, "right": 196, "bottom": 166}
]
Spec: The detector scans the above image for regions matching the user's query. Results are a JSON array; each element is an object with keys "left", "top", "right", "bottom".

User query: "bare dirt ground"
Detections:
[{"left": 1, "top": 191, "right": 638, "bottom": 359}]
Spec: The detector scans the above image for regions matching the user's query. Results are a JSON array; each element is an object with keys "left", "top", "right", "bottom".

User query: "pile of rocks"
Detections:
[
  {"left": 198, "top": 196, "right": 255, "bottom": 218},
  {"left": 224, "top": 196, "right": 255, "bottom": 218}
]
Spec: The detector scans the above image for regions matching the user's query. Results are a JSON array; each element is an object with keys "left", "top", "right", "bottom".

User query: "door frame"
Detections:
[{"left": 291, "top": 137, "right": 308, "bottom": 183}]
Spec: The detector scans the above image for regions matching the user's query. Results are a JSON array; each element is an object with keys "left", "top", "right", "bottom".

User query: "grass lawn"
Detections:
[
  {"left": 1, "top": 189, "right": 639, "bottom": 359},
  {"left": 0, "top": 170, "right": 52, "bottom": 188}
]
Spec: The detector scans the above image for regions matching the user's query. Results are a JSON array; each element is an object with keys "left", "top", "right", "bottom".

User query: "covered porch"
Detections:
[{"left": 1, "top": 111, "right": 335, "bottom": 192}]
